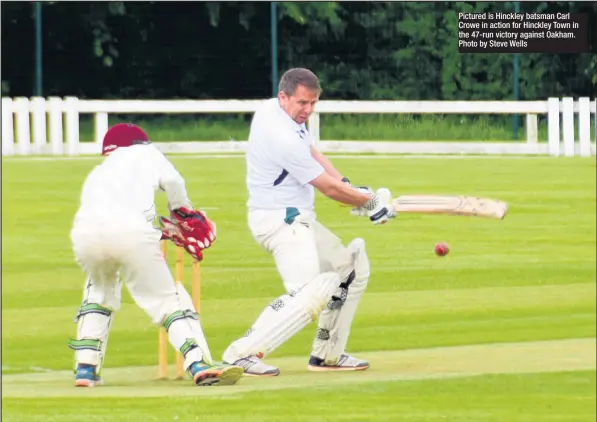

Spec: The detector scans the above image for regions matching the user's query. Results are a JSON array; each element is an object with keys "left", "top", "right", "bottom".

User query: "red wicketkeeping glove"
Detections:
[
  {"left": 163, "top": 207, "right": 217, "bottom": 262},
  {"left": 159, "top": 216, "right": 185, "bottom": 247}
]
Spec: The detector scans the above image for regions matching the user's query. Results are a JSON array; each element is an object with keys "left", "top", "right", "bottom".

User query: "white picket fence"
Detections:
[{"left": 1, "top": 96, "right": 595, "bottom": 157}]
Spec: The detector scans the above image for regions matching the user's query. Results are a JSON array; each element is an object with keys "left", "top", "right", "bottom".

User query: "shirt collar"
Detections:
[{"left": 274, "top": 99, "right": 307, "bottom": 133}]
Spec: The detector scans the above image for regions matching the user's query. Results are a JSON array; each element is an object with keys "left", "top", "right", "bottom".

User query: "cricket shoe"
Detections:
[
  {"left": 225, "top": 355, "right": 280, "bottom": 377},
  {"left": 307, "top": 354, "right": 370, "bottom": 372},
  {"left": 74, "top": 364, "right": 103, "bottom": 387},
  {"left": 188, "top": 361, "right": 244, "bottom": 386}
]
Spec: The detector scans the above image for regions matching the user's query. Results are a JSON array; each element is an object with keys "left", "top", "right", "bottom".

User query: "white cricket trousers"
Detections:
[
  {"left": 248, "top": 208, "right": 354, "bottom": 296},
  {"left": 69, "top": 208, "right": 209, "bottom": 370},
  {"left": 222, "top": 207, "right": 367, "bottom": 364},
  {"left": 70, "top": 211, "right": 174, "bottom": 322}
]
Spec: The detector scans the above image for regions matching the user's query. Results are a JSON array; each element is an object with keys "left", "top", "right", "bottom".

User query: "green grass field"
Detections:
[{"left": 2, "top": 154, "right": 596, "bottom": 421}]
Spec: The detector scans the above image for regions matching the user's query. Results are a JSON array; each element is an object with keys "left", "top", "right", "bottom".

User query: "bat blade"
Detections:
[{"left": 392, "top": 195, "right": 508, "bottom": 220}]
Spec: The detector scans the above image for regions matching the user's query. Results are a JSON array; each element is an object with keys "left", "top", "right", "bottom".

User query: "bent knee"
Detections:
[
  {"left": 137, "top": 292, "right": 184, "bottom": 325},
  {"left": 293, "top": 272, "right": 342, "bottom": 318},
  {"left": 348, "top": 238, "right": 370, "bottom": 281}
]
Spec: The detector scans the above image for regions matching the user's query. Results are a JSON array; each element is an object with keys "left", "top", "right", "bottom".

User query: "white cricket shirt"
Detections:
[
  {"left": 246, "top": 98, "right": 324, "bottom": 210},
  {"left": 75, "top": 144, "right": 190, "bottom": 223}
]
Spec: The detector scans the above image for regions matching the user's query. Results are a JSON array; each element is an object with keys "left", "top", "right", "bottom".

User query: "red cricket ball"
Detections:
[{"left": 434, "top": 242, "right": 450, "bottom": 257}]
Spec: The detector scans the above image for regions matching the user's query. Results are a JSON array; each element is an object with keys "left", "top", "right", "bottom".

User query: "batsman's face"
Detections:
[{"left": 279, "top": 85, "right": 319, "bottom": 125}]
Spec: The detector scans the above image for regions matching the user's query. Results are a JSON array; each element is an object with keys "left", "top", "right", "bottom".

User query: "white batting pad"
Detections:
[
  {"left": 223, "top": 272, "right": 342, "bottom": 363},
  {"left": 312, "top": 238, "right": 370, "bottom": 364}
]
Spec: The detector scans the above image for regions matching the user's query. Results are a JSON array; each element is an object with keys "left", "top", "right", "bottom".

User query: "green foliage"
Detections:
[{"left": 1, "top": 80, "right": 10, "bottom": 95}]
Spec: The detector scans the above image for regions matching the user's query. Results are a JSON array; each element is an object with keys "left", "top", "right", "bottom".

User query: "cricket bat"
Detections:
[{"left": 391, "top": 195, "right": 508, "bottom": 219}]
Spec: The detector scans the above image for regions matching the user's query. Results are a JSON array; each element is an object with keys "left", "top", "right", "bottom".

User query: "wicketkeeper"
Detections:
[{"left": 68, "top": 123, "right": 243, "bottom": 387}]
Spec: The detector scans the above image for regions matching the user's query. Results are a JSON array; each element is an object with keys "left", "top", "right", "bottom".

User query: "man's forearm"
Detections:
[
  {"left": 325, "top": 182, "right": 371, "bottom": 207},
  {"left": 311, "top": 146, "right": 344, "bottom": 180},
  {"left": 161, "top": 176, "right": 193, "bottom": 210},
  {"left": 310, "top": 171, "right": 371, "bottom": 208}
]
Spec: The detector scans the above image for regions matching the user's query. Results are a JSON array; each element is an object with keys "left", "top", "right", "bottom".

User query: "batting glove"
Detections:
[{"left": 364, "top": 188, "right": 397, "bottom": 225}]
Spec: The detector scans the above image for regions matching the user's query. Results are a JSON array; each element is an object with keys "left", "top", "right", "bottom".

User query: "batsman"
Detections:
[
  {"left": 222, "top": 68, "right": 397, "bottom": 376},
  {"left": 68, "top": 123, "right": 243, "bottom": 387}
]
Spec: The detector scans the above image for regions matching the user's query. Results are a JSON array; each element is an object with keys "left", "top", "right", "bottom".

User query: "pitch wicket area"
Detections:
[
  {"left": 3, "top": 338, "right": 595, "bottom": 398},
  {"left": 157, "top": 240, "right": 201, "bottom": 380}
]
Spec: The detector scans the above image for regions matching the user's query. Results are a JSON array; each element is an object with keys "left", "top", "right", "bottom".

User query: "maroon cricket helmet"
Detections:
[{"left": 102, "top": 123, "right": 151, "bottom": 155}]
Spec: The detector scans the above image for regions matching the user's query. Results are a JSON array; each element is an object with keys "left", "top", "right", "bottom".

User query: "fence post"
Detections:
[
  {"left": 577, "top": 97, "right": 591, "bottom": 157},
  {"left": 64, "top": 96, "right": 79, "bottom": 156},
  {"left": 30, "top": 97, "right": 47, "bottom": 154},
  {"left": 562, "top": 97, "right": 575, "bottom": 157},
  {"left": 547, "top": 98, "right": 560, "bottom": 156},
  {"left": 48, "top": 97, "right": 64, "bottom": 155},
  {"left": 308, "top": 112, "right": 320, "bottom": 144},
  {"left": 525, "top": 114, "right": 538, "bottom": 144},
  {"left": 14, "top": 97, "right": 31, "bottom": 156},
  {"left": 594, "top": 97, "right": 597, "bottom": 144},
  {"left": 2, "top": 97, "right": 15, "bottom": 156},
  {"left": 95, "top": 112, "right": 109, "bottom": 147}
]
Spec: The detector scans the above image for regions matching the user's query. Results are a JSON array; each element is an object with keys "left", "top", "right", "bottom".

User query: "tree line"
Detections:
[{"left": 2, "top": 1, "right": 595, "bottom": 101}]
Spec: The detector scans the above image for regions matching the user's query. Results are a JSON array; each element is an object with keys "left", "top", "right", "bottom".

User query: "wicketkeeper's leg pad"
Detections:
[
  {"left": 311, "top": 238, "right": 370, "bottom": 364},
  {"left": 162, "top": 281, "right": 213, "bottom": 368},
  {"left": 68, "top": 302, "right": 114, "bottom": 371},
  {"left": 69, "top": 272, "right": 122, "bottom": 374},
  {"left": 223, "top": 271, "right": 343, "bottom": 363}
]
